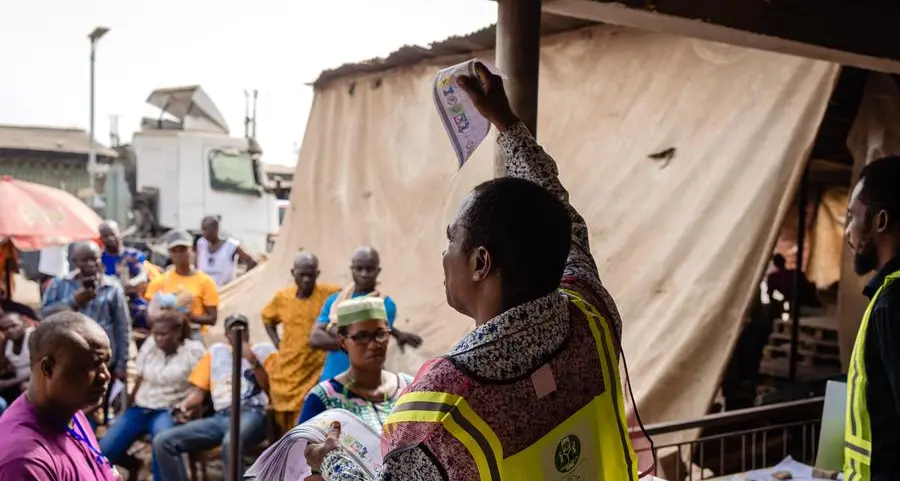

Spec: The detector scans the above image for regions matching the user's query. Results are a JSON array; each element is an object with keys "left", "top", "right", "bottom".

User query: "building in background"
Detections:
[{"left": 0, "top": 124, "right": 118, "bottom": 201}]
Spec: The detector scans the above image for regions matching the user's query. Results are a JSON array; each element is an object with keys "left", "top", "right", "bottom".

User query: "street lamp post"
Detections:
[{"left": 88, "top": 26, "right": 109, "bottom": 207}]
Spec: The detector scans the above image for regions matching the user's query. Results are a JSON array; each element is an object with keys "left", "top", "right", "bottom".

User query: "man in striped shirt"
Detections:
[{"left": 40, "top": 242, "right": 131, "bottom": 380}]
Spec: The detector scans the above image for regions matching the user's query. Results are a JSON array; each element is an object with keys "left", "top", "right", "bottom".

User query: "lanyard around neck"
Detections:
[{"left": 67, "top": 417, "right": 112, "bottom": 470}]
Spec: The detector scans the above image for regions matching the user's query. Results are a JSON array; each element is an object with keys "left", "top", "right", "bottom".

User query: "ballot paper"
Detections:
[
  {"left": 245, "top": 409, "right": 382, "bottom": 481},
  {"left": 433, "top": 59, "right": 502, "bottom": 168},
  {"left": 711, "top": 456, "right": 827, "bottom": 480}
]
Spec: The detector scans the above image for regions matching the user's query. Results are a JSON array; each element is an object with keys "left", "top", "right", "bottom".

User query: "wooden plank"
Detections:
[{"left": 543, "top": 0, "right": 900, "bottom": 74}]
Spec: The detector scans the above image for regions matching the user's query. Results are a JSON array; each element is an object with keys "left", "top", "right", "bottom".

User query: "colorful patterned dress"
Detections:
[{"left": 297, "top": 372, "right": 413, "bottom": 430}]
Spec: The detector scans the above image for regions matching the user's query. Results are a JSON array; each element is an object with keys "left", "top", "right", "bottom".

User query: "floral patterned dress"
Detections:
[{"left": 297, "top": 372, "right": 413, "bottom": 430}]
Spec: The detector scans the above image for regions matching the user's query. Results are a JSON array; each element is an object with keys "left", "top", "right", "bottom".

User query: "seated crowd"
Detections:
[{"left": 0, "top": 217, "right": 421, "bottom": 480}]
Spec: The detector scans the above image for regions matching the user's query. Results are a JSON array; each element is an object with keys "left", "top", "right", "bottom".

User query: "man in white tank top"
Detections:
[
  {"left": 196, "top": 216, "right": 258, "bottom": 287},
  {"left": 0, "top": 313, "right": 33, "bottom": 405}
]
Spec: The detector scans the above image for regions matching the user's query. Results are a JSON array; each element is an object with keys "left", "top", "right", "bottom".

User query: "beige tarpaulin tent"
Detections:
[
  {"left": 773, "top": 185, "right": 848, "bottom": 290},
  {"left": 218, "top": 24, "right": 839, "bottom": 427}
]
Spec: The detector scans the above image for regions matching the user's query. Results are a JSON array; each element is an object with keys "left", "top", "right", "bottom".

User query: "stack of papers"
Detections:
[{"left": 246, "top": 409, "right": 382, "bottom": 480}]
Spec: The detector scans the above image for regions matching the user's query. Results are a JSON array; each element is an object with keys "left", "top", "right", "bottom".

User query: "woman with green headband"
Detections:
[{"left": 297, "top": 297, "right": 412, "bottom": 430}]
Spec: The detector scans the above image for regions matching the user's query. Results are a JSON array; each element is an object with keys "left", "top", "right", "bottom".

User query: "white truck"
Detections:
[{"left": 131, "top": 86, "right": 280, "bottom": 254}]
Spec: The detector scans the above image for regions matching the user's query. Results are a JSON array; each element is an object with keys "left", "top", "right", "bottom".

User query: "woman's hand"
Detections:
[
  {"left": 305, "top": 422, "right": 342, "bottom": 471},
  {"left": 172, "top": 404, "right": 193, "bottom": 424}
]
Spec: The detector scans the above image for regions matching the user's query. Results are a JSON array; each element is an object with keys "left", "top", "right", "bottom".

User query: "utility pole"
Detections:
[
  {"left": 88, "top": 26, "right": 110, "bottom": 207},
  {"left": 109, "top": 114, "right": 120, "bottom": 148}
]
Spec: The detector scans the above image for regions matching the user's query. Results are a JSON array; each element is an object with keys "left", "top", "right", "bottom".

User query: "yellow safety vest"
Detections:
[
  {"left": 844, "top": 271, "right": 900, "bottom": 481},
  {"left": 383, "top": 289, "right": 640, "bottom": 481}
]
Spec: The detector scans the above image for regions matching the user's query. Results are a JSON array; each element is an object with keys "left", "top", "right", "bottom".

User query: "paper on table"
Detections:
[
  {"left": 433, "top": 59, "right": 504, "bottom": 168},
  {"left": 709, "top": 456, "right": 819, "bottom": 480}
]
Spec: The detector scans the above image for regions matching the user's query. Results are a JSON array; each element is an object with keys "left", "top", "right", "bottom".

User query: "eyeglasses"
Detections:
[{"left": 347, "top": 329, "right": 391, "bottom": 344}]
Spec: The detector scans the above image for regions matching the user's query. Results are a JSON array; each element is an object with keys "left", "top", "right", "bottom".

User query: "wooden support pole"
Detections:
[
  {"left": 789, "top": 165, "right": 809, "bottom": 382},
  {"left": 494, "top": 0, "right": 542, "bottom": 178}
]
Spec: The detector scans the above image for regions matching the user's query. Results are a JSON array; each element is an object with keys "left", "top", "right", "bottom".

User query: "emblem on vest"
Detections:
[{"left": 555, "top": 435, "right": 582, "bottom": 474}]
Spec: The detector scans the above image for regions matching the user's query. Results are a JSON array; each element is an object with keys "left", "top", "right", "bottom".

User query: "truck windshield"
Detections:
[{"left": 207, "top": 149, "right": 262, "bottom": 195}]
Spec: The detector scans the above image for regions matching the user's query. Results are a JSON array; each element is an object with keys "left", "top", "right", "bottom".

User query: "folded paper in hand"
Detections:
[
  {"left": 245, "top": 409, "right": 382, "bottom": 481},
  {"left": 433, "top": 59, "right": 503, "bottom": 168}
]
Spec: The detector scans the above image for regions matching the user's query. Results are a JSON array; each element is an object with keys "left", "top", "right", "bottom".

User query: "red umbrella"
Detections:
[{"left": 0, "top": 176, "right": 103, "bottom": 250}]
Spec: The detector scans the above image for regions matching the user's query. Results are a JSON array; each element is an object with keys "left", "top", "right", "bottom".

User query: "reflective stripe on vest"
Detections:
[
  {"left": 383, "top": 289, "right": 639, "bottom": 481},
  {"left": 844, "top": 271, "right": 900, "bottom": 481}
]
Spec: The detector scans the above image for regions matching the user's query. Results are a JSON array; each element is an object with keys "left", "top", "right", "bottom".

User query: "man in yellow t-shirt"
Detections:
[{"left": 144, "top": 230, "right": 219, "bottom": 338}]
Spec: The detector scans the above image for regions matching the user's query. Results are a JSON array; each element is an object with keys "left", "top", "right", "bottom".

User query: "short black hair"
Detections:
[
  {"left": 201, "top": 215, "right": 220, "bottom": 227},
  {"left": 150, "top": 309, "right": 191, "bottom": 342},
  {"left": 462, "top": 177, "right": 572, "bottom": 308},
  {"left": 858, "top": 156, "right": 900, "bottom": 230},
  {"left": 772, "top": 253, "right": 786, "bottom": 269},
  {"left": 29, "top": 311, "right": 92, "bottom": 365}
]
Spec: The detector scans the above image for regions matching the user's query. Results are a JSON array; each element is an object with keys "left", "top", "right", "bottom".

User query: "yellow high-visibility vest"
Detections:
[
  {"left": 844, "top": 271, "right": 900, "bottom": 481},
  {"left": 383, "top": 289, "right": 641, "bottom": 480}
]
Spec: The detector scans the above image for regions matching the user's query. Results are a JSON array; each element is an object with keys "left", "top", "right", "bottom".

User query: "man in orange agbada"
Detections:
[{"left": 262, "top": 253, "right": 340, "bottom": 436}]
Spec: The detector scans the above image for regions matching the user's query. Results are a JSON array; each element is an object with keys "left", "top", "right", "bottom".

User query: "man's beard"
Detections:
[{"left": 853, "top": 243, "right": 879, "bottom": 275}]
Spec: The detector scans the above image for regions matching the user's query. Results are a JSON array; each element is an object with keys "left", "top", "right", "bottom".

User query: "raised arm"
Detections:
[
  {"left": 497, "top": 124, "right": 600, "bottom": 284},
  {"left": 459, "top": 67, "right": 623, "bottom": 337},
  {"left": 458, "top": 68, "right": 599, "bottom": 286},
  {"left": 40, "top": 277, "right": 91, "bottom": 317}
]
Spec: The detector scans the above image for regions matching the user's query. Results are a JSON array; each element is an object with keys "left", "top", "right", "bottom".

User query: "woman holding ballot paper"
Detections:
[
  {"left": 305, "top": 63, "right": 653, "bottom": 480},
  {"left": 248, "top": 297, "right": 411, "bottom": 481}
]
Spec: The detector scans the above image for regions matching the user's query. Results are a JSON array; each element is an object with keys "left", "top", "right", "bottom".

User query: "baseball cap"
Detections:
[{"left": 166, "top": 230, "right": 194, "bottom": 249}]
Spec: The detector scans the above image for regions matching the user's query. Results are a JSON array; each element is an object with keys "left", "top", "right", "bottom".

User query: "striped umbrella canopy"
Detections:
[{"left": 0, "top": 176, "right": 102, "bottom": 250}]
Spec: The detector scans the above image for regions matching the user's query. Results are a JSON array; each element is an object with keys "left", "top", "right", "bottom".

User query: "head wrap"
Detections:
[{"left": 336, "top": 297, "right": 388, "bottom": 327}]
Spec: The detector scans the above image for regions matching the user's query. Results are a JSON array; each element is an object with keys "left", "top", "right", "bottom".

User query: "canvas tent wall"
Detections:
[{"left": 218, "top": 24, "right": 839, "bottom": 427}]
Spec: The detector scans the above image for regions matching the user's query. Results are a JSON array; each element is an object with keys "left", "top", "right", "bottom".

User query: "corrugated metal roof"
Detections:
[
  {"left": 314, "top": 13, "right": 594, "bottom": 87},
  {"left": 0, "top": 124, "right": 118, "bottom": 158}
]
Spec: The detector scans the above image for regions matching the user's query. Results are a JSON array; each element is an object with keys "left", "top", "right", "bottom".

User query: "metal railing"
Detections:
[{"left": 637, "top": 397, "right": 824, "bottom": 480}]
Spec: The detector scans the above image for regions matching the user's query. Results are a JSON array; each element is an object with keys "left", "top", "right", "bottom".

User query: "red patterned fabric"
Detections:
[
  {"left": 382, "top": 298, "right": 655, "bottom": 479},
  {"left": 0, "top": 177, "right": 101, "bottom": 250}
]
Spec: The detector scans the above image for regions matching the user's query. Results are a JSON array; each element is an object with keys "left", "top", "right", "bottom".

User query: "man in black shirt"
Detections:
[{"left": 844, "top": 155, "right": 900, "bottom": 481}]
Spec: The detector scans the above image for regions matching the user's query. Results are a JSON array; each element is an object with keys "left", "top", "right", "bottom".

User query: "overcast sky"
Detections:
[{"left": 0, "top": 0, "right": 496, "bottom": 165}]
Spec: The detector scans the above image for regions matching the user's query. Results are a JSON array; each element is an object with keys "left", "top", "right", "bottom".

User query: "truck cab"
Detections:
[{"left": 132, "top": 86, "right": 279, "bottom": 254}]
